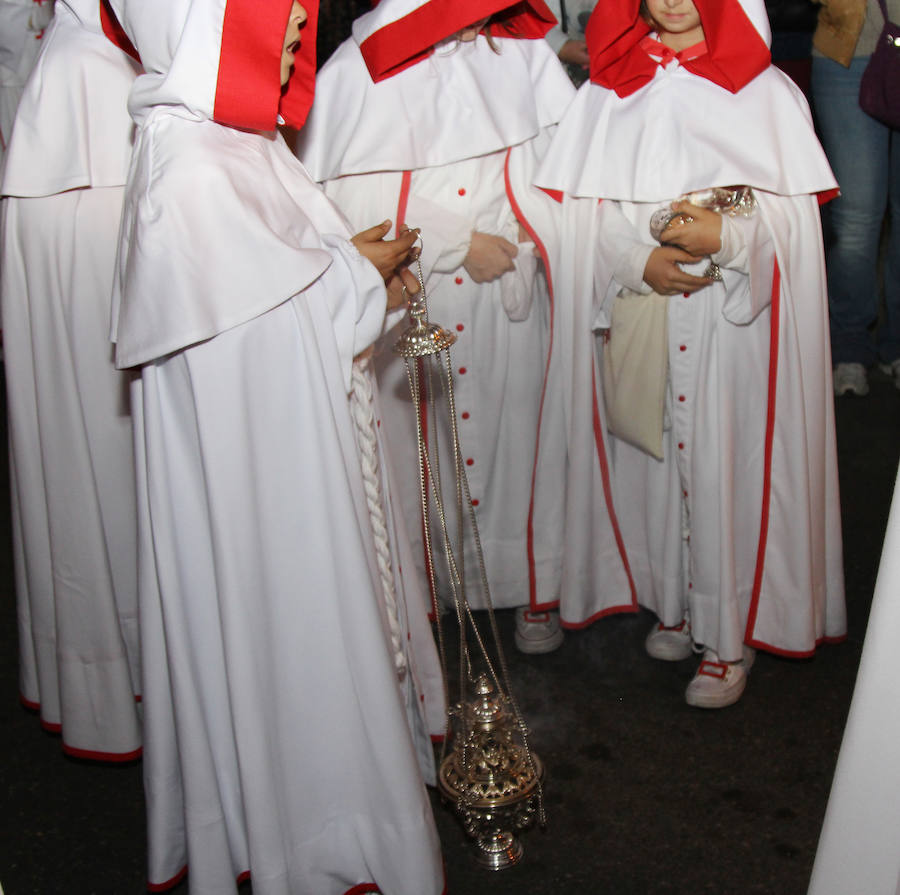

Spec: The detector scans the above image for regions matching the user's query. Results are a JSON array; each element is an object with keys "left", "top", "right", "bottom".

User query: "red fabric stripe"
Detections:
[
  {"left": 99, "top": 0, "right": 140, "bottom": 63},
  {"left": 747, "top": 632, "right": 847, "bottom": 658},
  {"left": 745, "top": 259, "right": 780, "bottom": 640},
  {"left": 396, "top": 170, "right": 412, "bottom": 233},
  {"left": 502, "top": 148, "right": 554, "bottom": 612},
  {"left": 359, "top": 0, "right": 555, "bottom": 82}
]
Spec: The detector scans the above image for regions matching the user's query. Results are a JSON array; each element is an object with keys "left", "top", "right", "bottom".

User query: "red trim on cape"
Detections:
[
  {"left": 214, "top": 0, "right": 318, "bottom": 131},
  {"left": 501, "top": 148, "right": 556, "bottom": 613},
  {"left": 586, "top": 0, "right": 770, "bottom": 98},
  {"left": 99, "top": 0, "right": 140, "bottom": 63},
  {"left": 745, "top": 259, "right": 779, "bottom": 641},
  {"left": 359, "top": 0, "right": 556, "bottom": 83}
]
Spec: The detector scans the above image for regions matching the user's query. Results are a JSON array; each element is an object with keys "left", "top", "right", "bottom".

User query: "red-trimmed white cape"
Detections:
[{"left": 535, "top": 0, "right": 846, "bottom": 656}]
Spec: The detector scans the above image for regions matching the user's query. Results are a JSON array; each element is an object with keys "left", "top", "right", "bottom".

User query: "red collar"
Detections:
[{"left": 587, "top": 0, "right": 770, "bottom": 98}]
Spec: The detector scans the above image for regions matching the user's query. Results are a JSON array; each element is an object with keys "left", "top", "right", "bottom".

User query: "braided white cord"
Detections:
[{"left": 350, "top": 356, "right": 407, "bottom": 678}]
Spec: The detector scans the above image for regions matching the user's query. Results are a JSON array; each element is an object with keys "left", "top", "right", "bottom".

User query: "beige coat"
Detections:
[{"left": 813, "top": 0, "right": 868, "bottom": 65}]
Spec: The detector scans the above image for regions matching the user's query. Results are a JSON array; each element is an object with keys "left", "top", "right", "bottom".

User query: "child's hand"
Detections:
[
  {"left": 385, "top": 267, "right": 421, "bottom": 312},
  {"left": 352, "top": 221, "right": 420, "bottom": 283},
  {"left": 643, "top": 245, "right": 714, "bottom": 295},
  {"left": 463, "top": 232, "right": 518, "bottom": 283},
  {"left": 658, "top": 201, "right": 723, "bottom": 258}
]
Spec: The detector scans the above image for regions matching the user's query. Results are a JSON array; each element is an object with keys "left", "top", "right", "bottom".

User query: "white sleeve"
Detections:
[
  {"left": 405, "top": 192, "right": 472, "bottom": 277},
  {"left": 598, "top": 200, "right": 654, "bottom": 296}
]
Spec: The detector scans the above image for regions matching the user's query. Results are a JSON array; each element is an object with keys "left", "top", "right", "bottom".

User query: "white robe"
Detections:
[
  {"left": 300, "top": 32, "right": 573, "bottom": 613},
  {"left": 808, "top": 463, "right": 900, "bottom": 895},
  {"left": 115, "top": 114, "right": 445, "bottom": 895},
  {"left": 324, "top": 141, "right": 566, "bottom": 611},
  {"left": 595, "top": 192, "right": 846, "bottom": 660},
  {"left": 535, "top": 18, "right": 846, "bottom": 647},
  {"left": 0, "top": 0, "right": 141, "bottom": 758}
]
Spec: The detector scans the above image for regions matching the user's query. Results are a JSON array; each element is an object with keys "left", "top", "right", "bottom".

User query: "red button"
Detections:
[
  {"left": 458, "top": 188, "right": 466, "bottom": 196},
  {"left": 472, "top": 499, "right": 480, "bottom": 507},
  {"left": 678, "top": 442, "right": 685, "bottom": 450},
  {"left": 456, "top": 324, "right": 464, "bottom": 331},
  {"left": 683, "top": 292, "right": 690, "bottom": 298},
  {"left": 678, "top": 395, "right": 685, "bottom": 402},
  {"left": 466, "top": 458, "right": 474, "bottom": 466},
  {"left": 459, "top": 367, "right": 467, "bottom": 375},
  {"left": 679, "top": 345, "right": 687, "bottom": 352},
  {"left": 683, "top": 490, "right": 688, "bottom": 498},
  {"left": 461, "top": 412, "right": 470, "bottom": 420},
  {"left": 455, "top": 276, "right": 463, "bottom": 285}
]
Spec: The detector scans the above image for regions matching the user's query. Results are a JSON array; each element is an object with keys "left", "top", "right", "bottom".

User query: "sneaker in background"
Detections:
[
  {"left": 878, "top": 358, "right": 900, "bottom": 391},
  {"left": 514, "top": 607, "right": 564, "bottom": 655},
  {"left": 685, "top": 646, "right": 756, "bottom": 709},
  {"left": 833, "top": 362, "right": 869, "bottom": 397},
  {"left": 645, "top": 618, "right": 693, "bottom": 661}
]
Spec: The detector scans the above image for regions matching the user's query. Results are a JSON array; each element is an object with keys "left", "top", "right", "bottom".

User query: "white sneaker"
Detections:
[
  {"left": 879, "top": 358, "right": 900, "bottom": 390},
  {"left": 645, "top": 618, "right": 693, "bottom": 661},
  {"left": 514, "top": 607, "right": 564, "bottom": 655},
  {"left": 685, "top": 646, "right": 756, "bottom": 709},
  {"left": 833, "top": 362, "right": 869, "bottom": 397}
]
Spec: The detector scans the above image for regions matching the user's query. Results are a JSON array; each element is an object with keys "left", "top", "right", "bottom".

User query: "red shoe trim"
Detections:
[
  {"left": 523, "top": 610, "right": 551, "bottom": 624},
  {"left": 697, "top": 660, "right": 728, "bottom": 679}
]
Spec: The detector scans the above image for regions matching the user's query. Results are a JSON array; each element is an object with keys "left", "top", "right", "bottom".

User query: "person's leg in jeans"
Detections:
[{"left": 811, "top": 56, "right": 890, "bottom": 368}]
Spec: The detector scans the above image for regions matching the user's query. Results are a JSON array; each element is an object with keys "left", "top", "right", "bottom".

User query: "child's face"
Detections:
[
  {"left": 643, "top": 0, "right": 704, "bottom": 51},
  {"left": 457, "top": 17, "right": 490, "bottom": 42},
  {"left": 282, "top": 1, "right": 308, "bottom": 85}
]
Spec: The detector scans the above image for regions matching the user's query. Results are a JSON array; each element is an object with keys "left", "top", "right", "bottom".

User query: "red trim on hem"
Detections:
[
  {"left": 345, "top": 886, "right": 380, "bottom": 894},
  {"left": 237, "top": 870, "right": 251, "bottom": 885},
  {"left": 100, "top": 0, "right": 140, "bottom": 62},
  {"left": 63, "top": 743, "right": 142, "bottom": 763},
  {"left": 20, "top": 691, "right": 143, "bottom": 761},
  {"left": 745, "top": 260, "right": 780, "bottom": 641},
  {"left": 746, "top": 632, "right": 847, "bottom": 659},
  {"left": 559, "top": 602, "right": 640, "bottom": 630},
  {"left": 148, "top": 865, "right": 188, "bottom": 893},
  {"left": 502, "top": 149, "right": 555, "bottom": 614}
]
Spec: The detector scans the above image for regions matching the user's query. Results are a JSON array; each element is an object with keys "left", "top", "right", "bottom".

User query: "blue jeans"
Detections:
[{"left": 811, "top": 56, "right": 900, "bottom": 366}]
